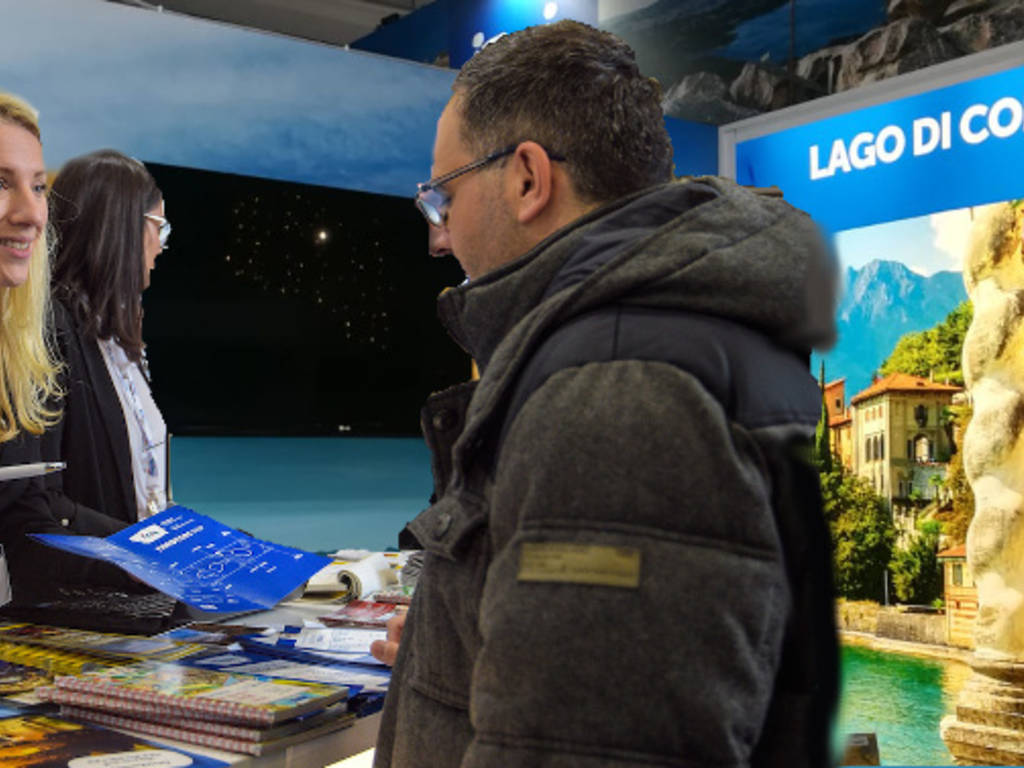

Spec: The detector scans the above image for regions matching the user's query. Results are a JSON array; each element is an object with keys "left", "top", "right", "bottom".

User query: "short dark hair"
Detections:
[
  {"left": 452, "top": 20, "right": 673, "bottom": 204},
  {"left": 49, "top": 150, "right": 161, "bottom": 363}
]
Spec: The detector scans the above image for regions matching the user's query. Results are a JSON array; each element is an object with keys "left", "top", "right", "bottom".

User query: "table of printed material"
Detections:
[
  {"left": 0, "top": 709, "right": 231, "bottom": 767},
  {"left": 38, "top": 661, "right": 353, "bottom": 756},
  {"left": 30, "top": 506, "right": 331, "bottom": 612}
]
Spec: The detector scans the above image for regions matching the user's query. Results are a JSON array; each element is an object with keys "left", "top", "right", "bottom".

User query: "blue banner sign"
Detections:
[{"left": 735, "top": 64, "right": 1024, "bottom": 232}]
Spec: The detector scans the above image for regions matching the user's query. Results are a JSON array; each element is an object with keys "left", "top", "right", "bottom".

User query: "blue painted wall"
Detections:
[
  {"left": 351, "top": 0, "right": 451, "bottom": 66},
  {"left": 666, "top": 116, "right": 718, "bottom": 177},
  {"left": 8, "top": 0, "right": 454, "bottom": 197}
]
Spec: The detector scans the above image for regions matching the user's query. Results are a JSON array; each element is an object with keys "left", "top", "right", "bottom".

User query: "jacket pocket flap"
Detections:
[{"left": 407, "top": 492, "right": 488, "bottom": 561}]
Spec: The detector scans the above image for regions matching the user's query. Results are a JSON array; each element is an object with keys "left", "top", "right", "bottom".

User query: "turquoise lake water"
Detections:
[
  {"left": 837, "top": 645, "right": 969, "bottom": 766},
  {"left": 172, "top": 437, "right": 969, "bottom": 765}
]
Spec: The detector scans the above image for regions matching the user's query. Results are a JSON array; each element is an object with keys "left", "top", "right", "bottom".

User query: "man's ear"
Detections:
[{"left": 509, "top": 141, "right": 555, "bottom": 225}]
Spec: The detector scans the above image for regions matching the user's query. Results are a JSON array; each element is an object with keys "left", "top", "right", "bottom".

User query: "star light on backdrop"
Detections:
[
  {"left": 225, "top": 190, "right": 394, "bottom": 350},
  {"left": 143, "top": 161, "right": 469, "bottom": 435}
]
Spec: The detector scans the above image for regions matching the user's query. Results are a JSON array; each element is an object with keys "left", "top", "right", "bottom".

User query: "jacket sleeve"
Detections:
[
  {"left": 462, "top": 360, "right": 790, "bottom": 768},
  {"left": 37, "top": 365, "right": 129, "bottom": 539},
  {"left": 0, "top": 431, "right": 138, "bottom": 597},
  {"left": 2, "top": 299, "right": 137, "bottom": 595},
  {"left": 42, "top": 300, "right": 137, "bottom": 528}
]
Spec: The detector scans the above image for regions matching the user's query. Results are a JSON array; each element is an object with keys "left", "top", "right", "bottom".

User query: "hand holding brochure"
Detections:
[{"left": 30, "top": 506, "right": 331, "bottom": 612}]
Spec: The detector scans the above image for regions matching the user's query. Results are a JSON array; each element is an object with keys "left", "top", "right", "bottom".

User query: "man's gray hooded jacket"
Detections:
[{"left": 374, "top": 176, "right": 840, "bottom": 768}]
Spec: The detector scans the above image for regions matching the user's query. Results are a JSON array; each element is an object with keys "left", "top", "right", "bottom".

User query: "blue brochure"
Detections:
[{"left": 30, "top": 506, "right": 331, "bottom": 612}]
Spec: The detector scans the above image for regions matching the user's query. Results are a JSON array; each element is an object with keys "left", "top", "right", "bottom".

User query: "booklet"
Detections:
[
  {"left": 30, "top": 506, "right": 331, "bottom": 612},
  {"left": 46, "top": 660, "right": 348, "bottom": 727},
  {"left": 241, "top": 631, "right": 384, "bottom": 668},
  {"left": 0, "top": 622, "right": 205, "bottom": 663},
  {"left": 0, "top": 711, "right": 230, "bottom": 767},
  {"left": 58, "top": 702, "right": 355, "bottom": 756},
  {"left": 185, "top": 648, "right": 390, "bottom": 693}
]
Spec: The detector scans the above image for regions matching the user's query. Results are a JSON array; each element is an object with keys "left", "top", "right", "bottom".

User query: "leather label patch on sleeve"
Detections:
[{"left": 517, "top": 542, "right": 641, "bottom": 588}]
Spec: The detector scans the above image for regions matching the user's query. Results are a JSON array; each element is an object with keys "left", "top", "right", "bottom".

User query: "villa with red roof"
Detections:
[{"left": 848, "top": 373, "right": 963, "bottom": 538}]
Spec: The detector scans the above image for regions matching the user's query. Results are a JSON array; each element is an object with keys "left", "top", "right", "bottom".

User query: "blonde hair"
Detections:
[{"left": 0, "top": 92, "right": 61, "bottom": 442}]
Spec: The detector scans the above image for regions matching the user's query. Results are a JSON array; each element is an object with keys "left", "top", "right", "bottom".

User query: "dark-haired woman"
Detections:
[{"left": 44, "top": 149, "right": 170, "bottom": 527}]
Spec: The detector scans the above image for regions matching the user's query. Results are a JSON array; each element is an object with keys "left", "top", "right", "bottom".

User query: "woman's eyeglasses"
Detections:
[{"left": 144, "top": 213, "right": 172, "bottom": 248}]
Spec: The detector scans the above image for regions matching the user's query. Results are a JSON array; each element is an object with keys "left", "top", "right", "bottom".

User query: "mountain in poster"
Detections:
[{"left": 814, "top": 259, "right": 966, "bottom": 398}]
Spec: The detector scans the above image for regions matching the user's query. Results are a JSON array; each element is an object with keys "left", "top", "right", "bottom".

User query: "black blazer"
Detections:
[
  {"left": 0, "top": 300, "right": 139, "bottom": 598},
  {"left": 42, "top": 300, "right": 137, "bottom": 527},
  {"left": 0, "top": 432, "right": 136, "bottom": 597}
]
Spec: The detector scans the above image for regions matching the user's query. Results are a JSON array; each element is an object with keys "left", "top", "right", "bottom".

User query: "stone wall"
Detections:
[
  {"left": 837, "top": 599, "right": 881, "bottom": 634},
  {"left": 838, "top": 599, "right": 951, "bottom": 645},
  {"left": 876, "top": 608, "right": 948, "bottom": 645}
]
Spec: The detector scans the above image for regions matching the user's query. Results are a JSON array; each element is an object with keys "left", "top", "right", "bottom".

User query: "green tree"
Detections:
[
  {"left": 890, "top": 520, "right": 942, "bottom": 604},
  {"left": 880, "top": 301, "right": 973, "bottom": 385},
  {"left": 814, "top": 360, "right": 832, "bottom": 473},
  {"left": 821, "top": 469, "right": 894, "bottom": 601},
  {"left": 943, "top": 401, "right": 975, "bottom": 546}
]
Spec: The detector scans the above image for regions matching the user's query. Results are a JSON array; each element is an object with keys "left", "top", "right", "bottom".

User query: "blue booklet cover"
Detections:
[
  {"left": 182, "top": 648, "right": 387, "bottom": 694},
  {"left": 30, "top": 506, "right": 331, "bottom": 612}
]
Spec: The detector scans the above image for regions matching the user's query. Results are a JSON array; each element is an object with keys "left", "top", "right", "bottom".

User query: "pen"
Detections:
[{"left": 0, "top": 462, "right": 67, "bottom": 481}]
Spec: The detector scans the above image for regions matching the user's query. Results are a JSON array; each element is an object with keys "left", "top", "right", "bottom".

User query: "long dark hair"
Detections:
[{"left": 49, "top": 150, "right": 161, "bottom": 363}]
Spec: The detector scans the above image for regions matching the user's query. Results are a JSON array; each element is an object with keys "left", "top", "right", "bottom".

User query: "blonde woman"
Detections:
[
  {"left": 0, "top": 93, "right": 137, "bottom": 598},
  {"left": 0, "top": 92, "right": 59, "bottom": 441}
]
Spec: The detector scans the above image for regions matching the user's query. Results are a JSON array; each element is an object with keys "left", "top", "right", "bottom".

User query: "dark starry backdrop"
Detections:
[{"left": 143, "top": 163, "right": 469, "bottom": 436}]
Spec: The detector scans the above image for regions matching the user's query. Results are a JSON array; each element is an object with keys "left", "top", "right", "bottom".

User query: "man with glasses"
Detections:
[{"left": 372, "top": 20, "right": 839, "bottom": 768}]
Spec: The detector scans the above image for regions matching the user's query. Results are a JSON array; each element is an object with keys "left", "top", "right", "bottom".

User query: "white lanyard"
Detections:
[{"left": 102, "top": 340, "right": 164, "bottom": 515}]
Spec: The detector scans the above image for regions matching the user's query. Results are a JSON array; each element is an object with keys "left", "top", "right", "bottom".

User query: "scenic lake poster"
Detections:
[{"left": 821, "top": 200, "right": 1008, "bottom": 765}]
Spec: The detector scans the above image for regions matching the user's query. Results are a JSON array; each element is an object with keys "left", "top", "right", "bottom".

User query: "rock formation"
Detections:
[
  {"left": 660, "top": 72, "right": 758, "bottom": 124},
  {"left": 940, "top": 201, "right": 1024, "bottom": 765},
  {"left": 661, "top": 0, "right": 1024, "bottom": 124}
]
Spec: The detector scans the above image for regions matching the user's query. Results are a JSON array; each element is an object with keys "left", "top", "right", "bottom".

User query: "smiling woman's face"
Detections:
[{"left": 0, "top": 121, "right": 47, "bottom": 288}]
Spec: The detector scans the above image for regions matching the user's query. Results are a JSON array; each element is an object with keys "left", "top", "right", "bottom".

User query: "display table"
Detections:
[
  {"left": 68, "top": 597, "right": 386, "bottom": 768},
  {"left": 138, "top": 709, "right": 381, "bottom": 768}
]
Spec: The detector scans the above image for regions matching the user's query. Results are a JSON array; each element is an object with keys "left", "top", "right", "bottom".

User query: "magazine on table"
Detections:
[
  {"left": 48, "top": 687, "right": 351, "bottom": 742},
  {"left": 45, "top": 660, "right": 349, "bottom": 726},
  {"left": 59, "top": 702, "right": 354, "bottom": 756},
  {"left": 0, "top": 711, "right": 230, "bottom": 767},
  {"left": 30, "top": 505, "right": 331, "bottom": 612},
  {"left": 0, "top": 621, "right": 204, "bottom": 662},
  {"left": 319, "top": 599, "right": 404, "bottom": 628},
  {"left": 186, "top": 648, "right": 390, "bottom": 693}
]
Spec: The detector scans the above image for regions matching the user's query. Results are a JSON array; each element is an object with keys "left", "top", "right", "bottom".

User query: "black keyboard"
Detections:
[{"left": 0, "top": 586, "right": 188, "bottom": 635}]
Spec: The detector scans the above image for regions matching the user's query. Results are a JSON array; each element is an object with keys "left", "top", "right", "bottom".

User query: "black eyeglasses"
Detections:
[
  {"left": 415, "top": 144, "right": 566, "bottom": 227},
  {"left": 144, "top": 213, "right": 172, "bottom": 248}
]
